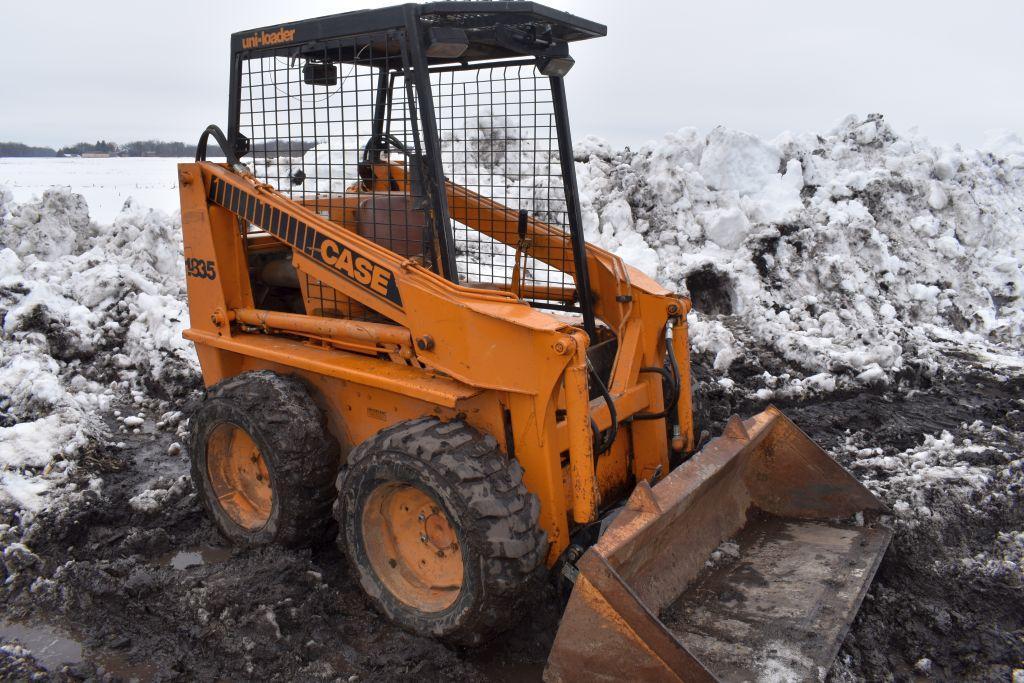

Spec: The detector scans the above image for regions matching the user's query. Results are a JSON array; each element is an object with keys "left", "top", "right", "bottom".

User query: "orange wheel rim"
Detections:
[
  {"left": 362, "top": 483, "right": 464, "bottom": 612},
  {"left": 206, "top": 422, "right": 273, "bottom": 530}
]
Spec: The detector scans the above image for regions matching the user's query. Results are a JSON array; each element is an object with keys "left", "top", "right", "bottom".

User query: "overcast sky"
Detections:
[{"left": 3, "top": 0, "right": 1022, "bottom": 150}]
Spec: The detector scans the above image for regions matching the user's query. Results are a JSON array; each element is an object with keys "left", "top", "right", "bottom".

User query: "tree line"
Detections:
[{"left": 0, "top": 139, "right": 224, "bottom": 158}]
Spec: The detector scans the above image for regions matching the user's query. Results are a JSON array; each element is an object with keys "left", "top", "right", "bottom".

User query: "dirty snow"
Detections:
[
  {"left": 0, "top": 186, "right": 196, "bottom": 511},
  {"left": 847, "top": 421, "right": 1024, "bottom": 579},
  {"left": 128, "top": 475, "right": 190, "bottom": 513},
  {"left": 576, "top": 114, "right": 1024, "bottom": 398}
]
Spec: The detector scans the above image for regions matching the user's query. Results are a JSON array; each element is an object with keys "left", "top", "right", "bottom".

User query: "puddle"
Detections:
[
  {"left": 0, "top": 620, "right": 157, "bottom": 680},
  {"left": 0, "top": 620, "right": 83, "bottom": 670},
  {"left": 158, "top": 544, "right": 233, "bottom": 569}
]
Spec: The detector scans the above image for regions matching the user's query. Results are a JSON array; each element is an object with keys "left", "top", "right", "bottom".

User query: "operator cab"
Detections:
[{"left": 221, "top": 3, "right": 605, "bottom": 336}]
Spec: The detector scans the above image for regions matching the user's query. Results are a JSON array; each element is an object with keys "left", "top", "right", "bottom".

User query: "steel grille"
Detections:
[
  {"left": 237, "top": 39, "right": 576, "bottom": 314},
  {"left": 302, "top": 274, "right": 384, "bottom": 321},
  {"left": 237, "top": 32, "right": 433, "bottom": 320},
  {"left": 238, "top": 36, "right": 409, "bottom": 198},
  {"left": 428, "top": 63, "right": 575, "bottom": 307}
]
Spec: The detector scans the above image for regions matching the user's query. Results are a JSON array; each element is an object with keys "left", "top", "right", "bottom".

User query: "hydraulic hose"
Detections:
[
  {"left": 195, "top": 125, "right": 241, "bottom": 166},
  {"left": 361, "top": 132, "right": 412, "bottom": 161},
  {"left": 633, "top": 325, "right": 682, "bottom": 421},
  {"left": 589, "top": 363, "right": 618, "bottom": 460}
]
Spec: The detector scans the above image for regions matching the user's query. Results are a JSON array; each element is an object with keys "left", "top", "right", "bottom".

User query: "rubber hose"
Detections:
[{"left": 633, "top": 333, "right": 681, "bottom": 421}]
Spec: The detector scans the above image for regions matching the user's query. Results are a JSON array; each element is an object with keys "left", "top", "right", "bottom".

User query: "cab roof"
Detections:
[{"left": 231, "top": 2, "right": 606, "bottom": 62}]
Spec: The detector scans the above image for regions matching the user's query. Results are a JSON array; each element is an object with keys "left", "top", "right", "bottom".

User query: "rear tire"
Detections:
[
  {"left": 188, "top": 370, "right": 339, "bottom": 547},
  {"left": 336, "top": 417, "right": 547, "bottom": 646}
]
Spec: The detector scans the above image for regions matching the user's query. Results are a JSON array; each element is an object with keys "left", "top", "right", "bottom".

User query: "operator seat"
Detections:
[{"left": 356, "top": 194, "right": 427, "bottom": 259}]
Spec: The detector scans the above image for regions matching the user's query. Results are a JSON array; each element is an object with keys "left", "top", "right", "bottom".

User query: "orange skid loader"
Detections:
[{"left": 178, "top": 4, "right": 892, "bottom": 680}]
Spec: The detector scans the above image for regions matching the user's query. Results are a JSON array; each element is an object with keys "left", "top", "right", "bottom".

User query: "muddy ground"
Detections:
[{"left": 1, "top": 346, "right": 1022, "bottom": 682}]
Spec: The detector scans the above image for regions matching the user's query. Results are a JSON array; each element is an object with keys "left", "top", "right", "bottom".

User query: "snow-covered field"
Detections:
[
  {"left": 0, "top": 157, "right": 191, "bottom": 224},
  {"left": 0, "top": 115, "right": 1022, "bottom": 680}
]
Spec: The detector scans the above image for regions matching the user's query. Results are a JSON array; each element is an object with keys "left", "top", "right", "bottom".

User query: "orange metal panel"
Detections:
[
  {"left": 507, "top": 392, "right": 571, "bottom": 562},
  {"left": 186, "top": 332, "right": 479, "bottom": 409}
]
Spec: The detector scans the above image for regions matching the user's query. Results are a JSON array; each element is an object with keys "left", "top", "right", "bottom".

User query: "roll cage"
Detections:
[{"left": 224, "top": 2, "right": 606, "bottom": 338}]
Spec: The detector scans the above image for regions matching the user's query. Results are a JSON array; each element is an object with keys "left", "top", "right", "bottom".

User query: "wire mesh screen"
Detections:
[
  {"left": 426, "top": 63, "right": 576, "bottom": 307},
  {"left": 239, "top": 35, "right": 405, "bottom": 196},
  {"left": 302, "top": 273, "right": 379, "bottom": 320},
  {"left": 238, "top": 41, "right": 576, "bottom": 312},
  {"left": 236, "top": 32, "right": 439, "bottom": 320}
]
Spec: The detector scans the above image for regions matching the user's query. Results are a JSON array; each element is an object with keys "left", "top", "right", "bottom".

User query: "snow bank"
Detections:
[
  {"left": 576, "top": 114, "right": 1024, "bottom": 395},
  {"left": 1, "top": 112, "right": 1022, "bottom": 513},
  {"left": 0, "top": 189, "right": 197, "bottom": 511}
]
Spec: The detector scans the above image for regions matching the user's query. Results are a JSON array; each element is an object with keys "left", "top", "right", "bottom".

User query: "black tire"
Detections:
[
  {"left": 189, "top": 370, "right": 339, "bottom": 547},
  {"left": 336, "top": 417, "right": 548, "bottom": 646}
]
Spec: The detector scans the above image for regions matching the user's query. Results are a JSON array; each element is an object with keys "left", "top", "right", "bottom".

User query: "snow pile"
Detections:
[
  {"left": 848, "top": 428, "right": 994, "bottom": 521},
  {"left": 845, "top": 420, "right": 1023, "bottom": 579},
  {"left": 0, "top": 188, "right": 197, "bottom": 511},
  {"left": 296, "top": 113, "right": 1024, "bottom": 396},
  {"left": 270, "top": 113, "right": 1024, "bottom": 377},
  {"left": 575, "top": 114, "right": 1024, "bottom": 395}
]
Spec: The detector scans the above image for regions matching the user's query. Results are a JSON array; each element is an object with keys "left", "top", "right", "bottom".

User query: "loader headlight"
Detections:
[
  {"left": 538, "top": 55, "right": 575, "bottom": 77},
  {"left": 303, "top": 61, "right": 338, "bottom": 87}
]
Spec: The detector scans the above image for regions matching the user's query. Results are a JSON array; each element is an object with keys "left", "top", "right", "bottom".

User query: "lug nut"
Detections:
[{"left": 420, "top": 533, "right": 428, "bottom": 543}]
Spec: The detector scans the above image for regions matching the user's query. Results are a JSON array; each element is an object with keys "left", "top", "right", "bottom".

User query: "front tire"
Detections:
[
  {"left": 188, "top": 371, "right": 339, "bottom": 547},
  {"left": 336, "top": 418, "right": 547, "bottom": 646}
]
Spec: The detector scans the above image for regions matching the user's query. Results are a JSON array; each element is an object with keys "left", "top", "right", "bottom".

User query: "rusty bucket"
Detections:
[{"left": 545, "top": 406, "right": 892, "bottom": 682}]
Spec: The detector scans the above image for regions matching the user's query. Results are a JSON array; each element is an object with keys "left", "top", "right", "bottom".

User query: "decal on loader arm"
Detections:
[{"left": 207, "top": 176, "right": 403, "bottom": 307}]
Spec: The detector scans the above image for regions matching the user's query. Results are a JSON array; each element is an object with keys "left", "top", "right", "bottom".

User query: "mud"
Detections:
[
  {"left": 764, "top": 356, "right": 1024, "bottom": 682},
  {"left": 1, "top": 347, "right": 1022, "bottom": 681}
]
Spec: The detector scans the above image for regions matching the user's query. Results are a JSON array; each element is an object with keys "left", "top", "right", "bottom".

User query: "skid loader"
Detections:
[{"left": 178, "top": 3, "right": 892, "bottom": 680}]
